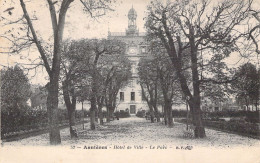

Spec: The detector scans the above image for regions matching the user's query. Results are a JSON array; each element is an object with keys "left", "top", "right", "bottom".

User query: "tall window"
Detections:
[
  {"left": 141, "top": 47, "right": 146, "bottom": 53},
  {"left": 131, "top": 92, "right": 135, "bottom": 101},
  {"left": 120, "top": 92, "right": 124, "bottom": 101},
  {"left": 130, "top": 80, "right": 134, "bottom": 87}
]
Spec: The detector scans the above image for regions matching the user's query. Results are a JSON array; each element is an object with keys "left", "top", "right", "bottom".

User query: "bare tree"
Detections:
[
  {"left": 97, "top": 53, "right": 131, "bottom": 124},
  {"left": 60, "top": 39, "right": 92, "bottom": 138},
  {"left": 1, "top": 0, "right": 116, "bottom": 144},
  {"left": 104, "top": 59, "right": 131, "bottom": 122},
  {"left": 80, "top": 39, "right": 126, "bottom": 129},
  {"left": 145, "top": 0, "right": 252, "bottom": 138},
  {"left": 138, "top": 57, "right": 160, "bottom": 123},
  {"left": 138, "top": 44, "right": 184, "bottom": 127}
]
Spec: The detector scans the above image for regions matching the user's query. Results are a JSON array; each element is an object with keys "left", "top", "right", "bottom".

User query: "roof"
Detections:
[{"left": 128, "top": 6, "right": 137, "bottom": 18}]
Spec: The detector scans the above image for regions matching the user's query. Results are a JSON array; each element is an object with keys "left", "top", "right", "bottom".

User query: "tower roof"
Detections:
[{"left": 128, "top": 6, "right": 137, "bottom": 19}]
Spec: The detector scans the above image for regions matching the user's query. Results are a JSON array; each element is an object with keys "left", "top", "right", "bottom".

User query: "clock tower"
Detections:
[
  {"left": 126, "top": 6, "right": 139, "bottom": 36},
  {"left": 107, "top": 6, "right": 148, "bottom": 114}
]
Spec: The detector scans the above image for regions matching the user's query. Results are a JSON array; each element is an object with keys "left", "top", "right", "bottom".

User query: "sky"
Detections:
[
  {"left": 0, "top": 0, "right": 259, "bottom": 85},
  {"left": 0, "top": 0, "right": 151, "bottom": 85},
  {"left": 63, "top": 0, "right": 151, "bottom": 39}
]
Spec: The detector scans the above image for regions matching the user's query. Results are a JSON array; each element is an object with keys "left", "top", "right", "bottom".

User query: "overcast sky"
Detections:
[
  {"left": 63, "top": 0, "right": 151, "bottom": 39},
  {"left": 0, "top": 0, "right": 259, "bottom": 85},
  {"left": 0, "top": 0, "right": 151, "bottom": 85}
]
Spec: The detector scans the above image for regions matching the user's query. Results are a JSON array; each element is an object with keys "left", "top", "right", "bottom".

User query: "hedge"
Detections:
[
  {"left": 205, "top": 120, "right": 260, "bottom": 137},
  {"left": 176, "top": 118, "right": 260, "bottom": 138},
  {"left": 114, "top": 110, "right": 130, "bottom": 118},
  {"left": 136, "top": 110, "right": 146, "bottom": 118},
  {"left": 1, "top": 108, "right": 83, "bottom": 138}
]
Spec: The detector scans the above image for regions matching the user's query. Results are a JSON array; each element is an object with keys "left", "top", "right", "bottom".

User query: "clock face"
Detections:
[{"left": 129, "top": 47, "right": 137, "bottom": 54}]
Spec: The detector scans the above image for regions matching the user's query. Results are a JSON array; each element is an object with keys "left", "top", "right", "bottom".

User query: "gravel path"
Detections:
[{"left": 2, "top": 116, "right": 260, "bottom": 148}]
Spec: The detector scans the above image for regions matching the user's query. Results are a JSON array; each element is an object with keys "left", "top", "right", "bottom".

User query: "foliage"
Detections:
[
  {"left": 171, "top": 110, "right": 188, "bottom": 118},
  {"left": 204, "top": 120, "right": 259, "bottom": 137},
  {"left": 1, "top": 0, "right": 117, "bottom": 144},
  {"left": 204, "top": 110, "right": 260, "bottom": 123},
  {"left": 1, "top": 65, "right": 31, "bottom": 113},
  {"left": 231, "top": 63, "right": 259, "bottom": 110},
  {"left": 1, "top": 108, "right": 83, "bottom": 138},
  {"left": 136, "top": 110, "right": 146, "bottom": 118},
  {"left": 145, "top": 0, "right": 254, "bottom": 137},
  {"left": 177, "top": 117, "right": 260, "bottom": 137},
  {"left": 114, "top": 110, "right": 130, "bottom": 118}
]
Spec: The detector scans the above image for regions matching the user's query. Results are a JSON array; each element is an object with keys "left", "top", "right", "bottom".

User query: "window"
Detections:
[
  {"left": 131, "top": 92, "right": 135, "bottom": 101},
  {"left": 120, "top": 92, "right": 124, "bottom": 101},
  {"left": 129, "top": 80, "right": 134, "bottom": 88},
  {"left": 141, "top": 46, "right": 146, "bottom": 53}
]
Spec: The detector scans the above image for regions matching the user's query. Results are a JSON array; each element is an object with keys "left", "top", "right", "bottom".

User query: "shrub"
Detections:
[
  {"left": 205, "top": 110, "right": 259, "bottom": 119},
  {"left": 176, "top": 118, "right": 260, "bottom": 137},
  {"left": 172, "top": 110, "right": 188, "bottom": 117},
  {"left": 136, "top": 110, "right": 146, "bottom": 118},
  {"left": 204, "top": 120, "right": 260, "bottom": 137},
  {"left": 114, "top": 110, "right": 130, "bottom": 118},
  {"left": 1, "top": 107, "right": 81, "bottom": 138},
  {"left": 245, "top": 111, "right": 260, "bottom": 123}
]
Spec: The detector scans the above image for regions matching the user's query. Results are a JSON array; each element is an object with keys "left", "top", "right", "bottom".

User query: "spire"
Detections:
[{"left": 126, "top": 6, "right": 138, "bottom": 36}]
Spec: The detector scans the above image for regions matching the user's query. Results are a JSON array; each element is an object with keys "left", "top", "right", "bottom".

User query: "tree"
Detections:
[
  {"left": 157, "top": 55, "right": 183, "bottom": 127},
  {"left": 97, "top": 53, "right": 131, "bottom": 124},
  {"left": 138, "top": 42, "right": 184, "bottom": 126},
  {"left": 1, "top": 65, "right": 31, "bottom": 113},
  {"left": 87, "top": 39, "right": 126, "bottom": 129},
  {"left": 1, "top": 65, "right": 31, "bottom": 136},
  {"left": 60, "top": 40, "right": 93, "bottom": 138},
  {"left": 145, "top": 0, "right": 252, "bottom": 138},
  {"left": 247, "top": 5, "right": 260, "bottom": 54},
  {"left": 231, "top": 63, "right": 259, "bottom": 111},
  {"left": 1, "top": 0, "right": 116, "bottom": 144},
  {"left": 138, "top": 57, "right": 159, "bottom": 123},
  {"left": 103, "top": 56, "right": 131, "bottom": 122}
]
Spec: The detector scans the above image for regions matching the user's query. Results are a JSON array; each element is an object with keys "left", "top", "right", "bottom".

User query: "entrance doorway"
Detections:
[{"left": 130, "top": 105, "right": 136, "bottom": 114}]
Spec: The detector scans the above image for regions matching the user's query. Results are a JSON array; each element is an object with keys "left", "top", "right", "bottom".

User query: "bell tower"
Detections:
[{"left": 126, "top": 6, "right": 139, "bottom": 36}]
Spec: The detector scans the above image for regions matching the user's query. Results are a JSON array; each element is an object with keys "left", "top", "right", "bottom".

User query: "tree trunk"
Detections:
[
  {"left": 153, "top": 105, "right": 160, "bottom": 122},
  {"left": 106, "top": 106, "right": 110, "bottom": 123},
  {"left": 90, "top": 97, "right": 96, "bottom": 130},
  {"left": 95, "top": 109, "right": 99, "bottom": 123},
  {"left": 189, "top": 31, "right": 206, "bottom": 138},
  {"left": 47, "top": 81, "right": 61, "bottom": 145},
  {"left": 62, "top": 81, "right": 77, "bottom": 138},
  {"left": 68, "top": 109, "right": 77, "bottom": 138},
  {"left": 98, "top": 105, "right": 104, "bottom": 125},
  {"left": 109, "top": 107, "right": 114, "bottom": 120},
  {"left": 165, "top": 100, "right": 173, "bottom": 127},
  {"left": 189, "top": 98, "right": 205, "bottom": 138},
  {"left": 163, "top": 104, "right": 168, "bottom": 125},
  {"left": 149, "top": 105, "right": 155, "bottom": 123},
  {"left": 90, "top": 108, "right": 96, "bottom": 130}
]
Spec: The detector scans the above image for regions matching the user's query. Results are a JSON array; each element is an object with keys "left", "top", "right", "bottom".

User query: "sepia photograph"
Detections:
[{"left": 0, "top": 0, "right": 260, "bottom": 162}]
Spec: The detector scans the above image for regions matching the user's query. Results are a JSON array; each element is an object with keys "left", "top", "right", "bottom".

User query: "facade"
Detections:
[
  {"left": 201, "top": 96, "right": 241, "bottom": 112},
  {"left": 30, "top": 85, "right": 47, "bottom": 110},
  {"left": 108, "top": 7, "right": 148, "bottom": 114}
]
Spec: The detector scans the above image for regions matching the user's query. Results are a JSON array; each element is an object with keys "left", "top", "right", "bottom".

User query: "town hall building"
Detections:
[{"left": 108, "top": 6, "right": 148, "bottom": 114}]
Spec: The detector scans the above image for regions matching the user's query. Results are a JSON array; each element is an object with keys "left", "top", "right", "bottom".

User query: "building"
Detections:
[
  {"left": 30, "top": 85, "right": 47, "bottom": 110},
  {"left": 108, "top": 6, "right": 148, "bottom": 114}
]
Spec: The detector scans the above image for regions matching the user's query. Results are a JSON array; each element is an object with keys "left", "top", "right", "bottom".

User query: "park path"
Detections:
[{"left": 2, "top": 116, "right": 260, "bottom": 148}]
